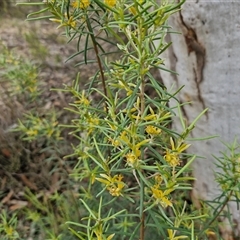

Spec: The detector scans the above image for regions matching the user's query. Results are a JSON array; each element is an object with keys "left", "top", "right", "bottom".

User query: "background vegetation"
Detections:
[{"left": 0, "top": 2, "right": 83, "bottom": 239}]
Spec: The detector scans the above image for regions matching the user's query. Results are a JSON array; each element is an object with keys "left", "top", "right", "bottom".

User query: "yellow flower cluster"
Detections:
[
  {"left": 145, "top": 125, "right": 161, "bottom": 136},
  {"left": 104, "top": 0, "right": 116, "bottom": 7},
  {"left": 67, "top": 16, "right": 76, "bottom": 28},
  {"left": 96, "top": 174, "right": 125, "bottom": 197},
  {"left": 164, "top": 137, "right": 190, "bottom": 167},
  {"left": 87, "top": 115, "right": 100, "bottom": 134},
  {"left": 164, "top": 150, "right": 180, "bottom": 167},
  {"left": 49, "top": 16, "right": 76, "bottom": 29},
  {"left": 121, "top": 130, "right": 149, "bottom": 168},
  {"left": 75, "top": 90, "right": 90, "bottom": 106},
  {"left": 125, "top": 151, "right": 139, "bottom": 168},
  {"left": 108, "top": 138, "right": 121, "bottom": 147},
  {"left": 150, "top": 173, "right": 174, "bottom": 208},
  {"left": 151, "top": 185, "right": 173, "bottom": 208},
  {"left": 72, "top": 0, "right": 90, "bottom": 9}
]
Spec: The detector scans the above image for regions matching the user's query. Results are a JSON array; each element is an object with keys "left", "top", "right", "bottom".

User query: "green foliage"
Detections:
[
  {"left": 215, "top": 138, "right": 240, "bottom": 198},
  {"left": 23, "top": 188, "right": 81, "bottom": 240},
  {"left": 19, "top": 0, "right": 207, "bottom": 239},
  {"left": 16, "top": 111, "right": 62, "bottom": 142},
  {"left": 0, "top": 40, "right": 80, "bottom": 239},
  {"left": 0, "top": 43, "right": 41, "bottom": 102},
  {"left": 0, "top": 211, "right": 19, "bottom": 240},
  {"left": 10, "top": 0, "right": 240, "bottom": 239}
]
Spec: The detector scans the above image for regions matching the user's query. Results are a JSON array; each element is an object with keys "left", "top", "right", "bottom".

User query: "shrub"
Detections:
[{"left": 15, "top": 0, "right": 240, "bottom": 239}]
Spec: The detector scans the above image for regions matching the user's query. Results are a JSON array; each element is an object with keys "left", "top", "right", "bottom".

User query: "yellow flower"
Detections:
[
  {"left": 86, "top": 116, "right": 99, "bottom": 134},
  {"left": 107, "top": 175, "right": 125, "bottom": 197},
  {"left": 145, "top": 125, "right": 161, "bottom": 135},
  {"left": 5, "top": 226, "right": 15, "bottom": 237},
  {"left": 89, "top": 117, "right": 99, "bottom": 126},
  {"left": 71, "top": 0, "right": 79, "bottom": 8},
  {"left": 164, "top": 151, "right": 180, "bottom": 167},
  {"left": 132, "top": 145, "right": 141, "bottom": 158},
  {"left": 104, "top": 0, "right": 116, "bottom": 7},
  {"left": 72, "top": 0, "right": 90, "bottom": 9},
  {"left": 119, "top": 130, "right": 130, "bottom": 146},
  {"left": 75, "top": 90, "right": 90, "bottom": 106},
  {"left": 143, "top": 106, "right": 158, "bottom": 121},
  {"left": 26, "top": 128, "right": 38, "bottom": 136},
  {"left": 164, "top": 138, "right": 190, "bottom": 167},
  {"left": 108, "top": 183, "right": 123, "bottom": 197},
  {"left": 68, "top": 16, "right": 76, "bottom": 28},
  {"left": 151, "top": 185, "right": 173, "bottom": 208},
  {"left": 96, "top": 174, "right": 125, "bottom": 197},
  {"left": 125, "top": 152, "right": 139, "bottom": 168},
  {"left": 116, "top": 80, "right": 134, "bottom": 96},
  {"left": 109, "top": 138, "right": 121, "bottom": 147},
  {"left": 154, "top": 174, "right": 162, "bottom": 185},
  {"left": 124, "top": 139, "right": 149, "bottom": 167}
]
